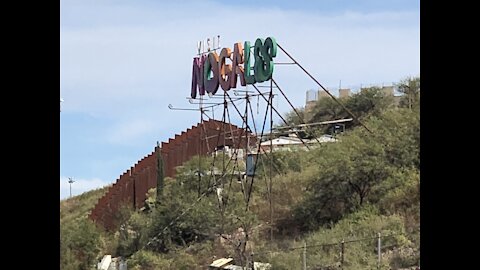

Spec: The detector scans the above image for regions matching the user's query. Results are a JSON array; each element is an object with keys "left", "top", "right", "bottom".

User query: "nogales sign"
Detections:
[{"left": 191, "top": 37, "right": 277, "bottom": 98}]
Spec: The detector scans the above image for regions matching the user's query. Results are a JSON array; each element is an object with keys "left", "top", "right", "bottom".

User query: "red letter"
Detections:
[
  {"left": 219, "top": 47, "right": 232, "bottom": 91},
  {"left": 230, "top": 42, "right": 246, "bottom": 89}
]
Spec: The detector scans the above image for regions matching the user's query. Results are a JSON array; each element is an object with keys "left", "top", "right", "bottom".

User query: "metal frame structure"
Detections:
[{"left": 145, "top": 41, "right": 368, "bottom": 268}]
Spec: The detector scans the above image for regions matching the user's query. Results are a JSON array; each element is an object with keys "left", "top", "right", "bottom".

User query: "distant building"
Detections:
[
  {"left": 339, "top": 88, "right": 351, "bottom": 98},
  {"left": 361, "top": 85, "right": 394, "bottom": 96},
  {"left": 213, "top": 145, "right": 245, "bottom": 160},
  {"left": 305, "top": 88, "right": 336, "bottom": 119},
  {"left": 317, "top": 89, "right": 330, "bottom": 99},
  {"left": 259, "top": 135, "right": 336, "bottom": 152},
  {"left": 305, "top": 83, "right": 403, "bottom": 108},
  {"left": 260, "top": 136, "right": 305, "bottom": 151},
  {"left": 305, "top": 89, "right": 318, "bottom": 115}
]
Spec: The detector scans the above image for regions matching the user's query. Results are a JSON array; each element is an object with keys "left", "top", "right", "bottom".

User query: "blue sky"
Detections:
[{"left": 60, "top": 0, "right": 420, "bottom": 199}]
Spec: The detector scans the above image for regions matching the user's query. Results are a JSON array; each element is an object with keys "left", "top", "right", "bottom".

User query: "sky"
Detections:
[{"left": 60, "top": 0, "right": 420, "bottom": 199}]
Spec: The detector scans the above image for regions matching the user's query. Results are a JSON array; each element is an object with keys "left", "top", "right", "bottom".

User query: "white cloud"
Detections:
[{"left": 60, "top": 176, "right": 111, "bottom": 200}]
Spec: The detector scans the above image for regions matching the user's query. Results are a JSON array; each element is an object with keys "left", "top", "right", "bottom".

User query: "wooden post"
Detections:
[
  {"left": 377, "top": 233, "right": 382, "bottom": 269},
  {"left": 302, "top": 241, "right": 307, "bottom": 270}
]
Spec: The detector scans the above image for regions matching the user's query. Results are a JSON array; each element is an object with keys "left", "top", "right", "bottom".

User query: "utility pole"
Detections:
[{"left": 68, "top": 177, "right": 75, "bottom": 198}]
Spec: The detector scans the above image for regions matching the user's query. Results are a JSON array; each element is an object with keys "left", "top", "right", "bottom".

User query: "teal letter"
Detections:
[
  {"left": 252, "top": 37, "right": 278, "bottom": 83},
  {"left": 253, "top": 38, "right": 268, "bottom": 82},
  {"left": 264, "top": 37, "right": 277, "bottom": 80},
  {"left": 243, "top": 41, "right": 256, "bottom": 85}
]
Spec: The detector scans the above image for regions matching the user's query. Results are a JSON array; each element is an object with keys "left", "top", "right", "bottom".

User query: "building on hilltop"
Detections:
[
  {"left": 259, "top": 134, "right": 337, "bottom": 152},
  {"left": 305, "top": 83, "right": 403, "bottom": 110}
]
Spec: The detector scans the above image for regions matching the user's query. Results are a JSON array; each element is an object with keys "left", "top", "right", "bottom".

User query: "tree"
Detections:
[
  {"left": 345, "top": 87, "right": 394, "bottom": 119},
  {"left": 275, "top": 107, "right": 312, "bottom": 138},
  {"left": 60, "top": 218, "right": 102, "bottom": 270},
  {"left": 306, "top": 88, "right": 394, "bottom": 135},
  {"left": 397, "top": 76, "right": 420, "bottom": 110},
  {"left": 310, "top": 97, "right": 346, "bottom": 124},
  {"left": 116, "top": 205, "right": 148, "bottom": 257},
  {"left": 291, "top": 107, "right": 419, "bottom": 232},
  {"left": 134, "top": 156, "right": 233, "bottom": 252},
  {"left": 283, "top": 106, "right": 306, "bottom": 126}
]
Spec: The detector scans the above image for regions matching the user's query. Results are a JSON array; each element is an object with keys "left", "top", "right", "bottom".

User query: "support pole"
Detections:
[
  {"left": 377, "top": 232, "right": 382, "bottom": 269},
  {"left": 277, "top": 43, "right": 372, "bottom": 133},
  {"left": 302, "top": 241, "right": 307, "bottom": 270},
  {"left": 269, "top": 79, "right": 274, "bottom": 243},
  {"left": 251, "top": 84, "right": 311, "bottom": 150}
]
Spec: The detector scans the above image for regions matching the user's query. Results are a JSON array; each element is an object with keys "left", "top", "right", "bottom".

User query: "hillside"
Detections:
[
  {"left": 60, "top": 186, "right": 110, "bottom": 270},
  {"left": 60, "top": 78, "right": 420, "bottom": 270},
  {"left": 60, "top": 185, "right": 110, "bottom": 225}
]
